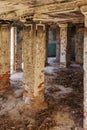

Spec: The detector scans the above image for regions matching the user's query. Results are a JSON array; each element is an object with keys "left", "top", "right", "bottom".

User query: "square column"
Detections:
[
  {"left": 67, "top": 25, "right": 72, "bottom": 67},
  {"left": 15, "top": 26, "right": 23, "bottom": 72},
  {"left": 10, "top": 27, "right": 16, "bottom": 74},
  {"left": 81, "top": 5, "right": 87, "bottom": 130},
  {"left": 45, "top": 26, "right": 48, "bottom": 66},
  {"left": 75, "top": 25, "right": 84, "bottom": 64},
  {"left": 0, "top": 23, "right": 10, "bottom": 89},
  {"left": 59, "top": 23, "right": 68, "bottom": 67},
  {"left": 23, "top": 24, "right": 46, "bottom": 104}
]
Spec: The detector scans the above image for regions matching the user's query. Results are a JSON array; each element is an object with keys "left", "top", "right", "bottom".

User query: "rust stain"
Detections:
[
  {"left": 23, "top": 90, "right": 28, "bottom": 97},
  {"left": 38, "top": 82, "right": 44, "bottom": 89},
  {"left": 38, "top": 82, "right": 44, "bottom": 92},
  {"left": 0, "top": 71, "right": 10, "bottom": 80},
  {"left": 30, "top": 96, "right": 35, "bottom": 101},
  {"left": 60, "top": 62, "right": 65, "bottom": 65}
]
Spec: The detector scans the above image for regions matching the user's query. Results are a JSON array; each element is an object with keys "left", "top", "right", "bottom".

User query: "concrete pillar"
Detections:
[
  {"left": 15, "top": 27, "right": 23, "bottom": 72},
  {"left": 10, "top": 27, "right": 16, "bottom": 74},
  {"left": 66, "top": 26, "right": 72, "bottom": 67},
  {"left": 75, "top": 25, "right": 84, "bottom": 64},
  {"left": 23, "top": 24, "right": 46, "bottom": 104},
  {"left": 56, "top": 26, "right": 60, "bottom": 62},
  {"left": 45, "top": 26, "right": 48, "bottom": 66},
  {"left": 59, "top": 23, "right": 68, "bottom": 67},
  {"left": 81, "top": 5, "right": 87, "bottom": 130},
  {"left": 0, "top": 23, "right": 10, "bottom": 90}
]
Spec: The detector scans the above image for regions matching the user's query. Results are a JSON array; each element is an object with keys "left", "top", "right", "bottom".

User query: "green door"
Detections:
[{"left": 48, "top": 42, "right": 56, "bottom": 57}]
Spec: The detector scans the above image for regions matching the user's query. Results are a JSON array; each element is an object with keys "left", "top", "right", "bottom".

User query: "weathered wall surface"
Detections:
[{"left": 0, "top": 24, "right": 10, "bottom": 89}]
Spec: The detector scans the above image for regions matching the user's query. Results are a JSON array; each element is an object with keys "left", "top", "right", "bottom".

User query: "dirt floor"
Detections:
[{"left": 0, "top": 58, "right": 83, "bottom": 130}]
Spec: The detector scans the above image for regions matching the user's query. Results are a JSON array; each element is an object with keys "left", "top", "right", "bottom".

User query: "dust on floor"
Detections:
[{"left": 0, "top": 62, "right": 83, "bottom": 130}]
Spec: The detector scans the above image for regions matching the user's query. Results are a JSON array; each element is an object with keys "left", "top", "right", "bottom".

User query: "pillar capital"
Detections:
[
  {"left": 0, "top": 23, "right": 10, "bottom": 28},
  {"left": 80, "top": 5, "right": 87, "bottom": 16},
  {"left": 36, "top": 23, "right": 46, "bottom": 31},
  {"left": 58, "top": 23, "right": 68, "bottom": 28},
  {"left": 24, "top": 23, "right": 33, "bottom": 27},
  {"left": 80, "top": 5, "right": 87, "bottom": 28}
]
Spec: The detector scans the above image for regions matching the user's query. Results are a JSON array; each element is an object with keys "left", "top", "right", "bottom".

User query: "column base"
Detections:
[
  {"left": 16, "top": 68, "right": 23, "bottom": 72},
  {"left": 60, "top": 62, "right": 66, "bottom": 68},
  {"left": 0, "top": 72, "right": 10, "bottom": 90},
  {"left": 45, "top": 62, "right": 50, "bottom": 67},
  {"left": 23, "top": 90, "right": 48, "bottom": 111}
]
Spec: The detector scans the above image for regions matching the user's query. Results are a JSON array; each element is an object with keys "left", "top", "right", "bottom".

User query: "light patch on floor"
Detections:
[{"left": 10, "top": 72, "right": 23, "bottom": 81}]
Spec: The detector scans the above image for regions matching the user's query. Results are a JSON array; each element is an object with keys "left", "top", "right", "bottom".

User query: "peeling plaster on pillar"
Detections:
[
  {"left": 80, "top": 5, "right": 87, "bottom": 130},
  {"left": 33, "top": 25, "right": 46, "bottom": 102},
  {"left": 45, "top": 26, "right": 48, "bottom": 66},
  {"left": 15, "top": 43, "right": 22, "bottom": 71},
  {"left": 59, "top": 23, "right": 68, "bottom": 68},
  {"left": 66, "top": 26, "right": 72, "bottom": 67},
  {"left": 84, "top": 17, "right": 87, "bottom": 130},
  {"left": 15, "top": 27, "right": 23, "bottom": 72},
  {"left": 23, "top": 24, "right": 46, "bottom": 104},
  {"left": 23, "top": 25, "right": 34, "bottom": 102},
  {"left": 75, "top": 26, "right": 84, "bottom": 64},
  {"left": 13, "top": 27, "right": 17, "bottom": 71},
  {"left": 56, "top": 26, "right": 60, "bottom": 62},
  {"left": 0, "top": 23, "right": 10, "bottom": 89}
]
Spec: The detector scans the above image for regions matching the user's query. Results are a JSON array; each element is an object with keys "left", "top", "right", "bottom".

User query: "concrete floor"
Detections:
[{"left": 0, "top": 58, "right": 83, "bottom": 130}]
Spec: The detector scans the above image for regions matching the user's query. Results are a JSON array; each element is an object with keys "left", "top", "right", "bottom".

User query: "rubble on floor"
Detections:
[{"left": 0, "top": 62, "right": 83, "bottom": 130}]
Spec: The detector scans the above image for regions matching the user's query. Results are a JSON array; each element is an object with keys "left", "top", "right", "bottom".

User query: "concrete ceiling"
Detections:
[{"left": 0, "top": 0, "right": 86, "bottom": 24}]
